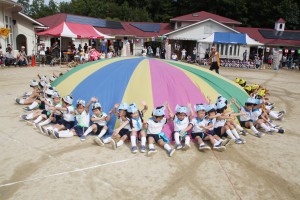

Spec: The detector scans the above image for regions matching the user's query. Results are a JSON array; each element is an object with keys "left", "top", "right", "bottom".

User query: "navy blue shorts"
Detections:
[
  {"left": 95, "top": 123, "right": 106, "bottom": 135},
  {"left": 207, "top": 130, "right": 215, "bottom": 136},
  {"left": 39, "top": 101, "right": 45, "bottom": 110},
  {"left": 57, "top": 119, "right": 75, "bottom": 130},
  {"left": 42, "top": 110, "right": 51, "bottom": 118},
  {"left": 119, "top": 128, "right": 130, "bottom": 138},
  {"left": 147, "top": 134, "right": 163, "bottom": 143},
  {"left": 53, "top": 115, "right": 62, "bottom": 123},
  {"left": 72, "top": 125, "right": 88, "bottom": 137},
  {"left": 240, "top": 120, "right": 253, "bottom": 128},
  {"left": 214, "top": 127, "right": 223, "bottom": 137},
  {"left": 191, "top": 132, "right": 207, "bottom": 139}
]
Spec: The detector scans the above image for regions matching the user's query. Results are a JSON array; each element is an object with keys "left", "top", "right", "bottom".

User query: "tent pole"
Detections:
[{"left": 60, "top": 37, "right": 62, "bottom": 67}]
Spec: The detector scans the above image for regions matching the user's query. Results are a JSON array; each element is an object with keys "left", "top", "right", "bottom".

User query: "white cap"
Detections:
[
  {"left": 153, "top": 106, "right": 165, "bottom": 116},
  {"left": 77, "top": 99, "right": 86, "bottom": 107},
  {"left": 62, "top": 95, "right": 73, "bottom": 105},
  {"left": 175, "top": 105, "right": 189, "bottom": 114},
  {"left": 127, "top": 103, "right": 138, "bottom": 113},
  {"left": 92, "top": 102, "right": 101, "bottom": 110},
  {"left": 30, "top": 80, "right": 38, "bottom": 87}
]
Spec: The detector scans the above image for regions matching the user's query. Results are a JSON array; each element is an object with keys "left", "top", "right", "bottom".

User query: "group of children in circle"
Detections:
[{"left": 15, "top": 74, "right": 286, "bottom": 157}]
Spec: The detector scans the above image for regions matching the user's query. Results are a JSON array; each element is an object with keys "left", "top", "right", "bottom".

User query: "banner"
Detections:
[
  {"left": 291, "top": 50, "right": 295, "bottom": 54},
  {"left": 285, "top": 49, "right": 289, "bottom": 53},
  {"left": 0, "top": 28, "right": 10, "bottom": 38}
]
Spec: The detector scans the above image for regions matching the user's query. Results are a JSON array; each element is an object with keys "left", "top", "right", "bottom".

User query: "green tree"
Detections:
[
  {"left": 17, "top": 0, "right": 31, "bottom": 15},
  {"left": 277, "top": 0, "right": 300, "bottom": 30}
]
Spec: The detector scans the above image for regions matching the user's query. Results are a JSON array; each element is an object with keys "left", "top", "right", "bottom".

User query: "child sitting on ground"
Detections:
[
  {"left": 144, "top": 103, "right": 176, "bottom": 157},
  {"left": 80, "top": 102, "right": 112, "bottom": 145}
]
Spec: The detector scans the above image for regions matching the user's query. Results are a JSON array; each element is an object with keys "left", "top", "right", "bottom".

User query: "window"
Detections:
[
  {"left": 220, "top": 44, "right": 224, "bottom": 55},
  {"left": 5, "top": 16, "right": 13, "bottom": 46},
  {"left": 177, "top": 22, "right": 182, "bottom": 29},
  {"left": 234, "top": 45, "right": 237, "bottom": 56},
  {"left": 229, "top": 45, "right": 233, "bottom": 56},
  {"left": 279, "top": 24, "right": 283, "bottom": 29}
]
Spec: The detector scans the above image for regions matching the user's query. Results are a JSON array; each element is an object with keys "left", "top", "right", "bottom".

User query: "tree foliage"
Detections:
[{"left": 19, "top": 0, "right": 300, "bottom": 30}]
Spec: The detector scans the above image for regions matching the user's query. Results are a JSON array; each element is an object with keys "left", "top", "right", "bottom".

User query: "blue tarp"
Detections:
[{"left": 214, "top": 32, "right": 246, "bottom": 44}]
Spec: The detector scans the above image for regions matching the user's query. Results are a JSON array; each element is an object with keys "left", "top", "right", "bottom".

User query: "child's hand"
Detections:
[
  {"left": 114, "top": 103, "right": 120, "bottom": 109},
  {"left": 141, "top": 100, "right": 147, "bottom": 106},
  {"left": 207, "top": 96, "right": 211, "bottom": 102},
  {"left": 231, "top": 98, "right": 236, "bottom": 103},
  {"left": 240, "top": 111, "right": 247, "bottom": 115},
  {"left": 164, "top": 101, "right": 169, "bottom": 107},
  {"left": 179, "top": 131, "right": 184, "bottom": 136},
  {"left": 90, "top": 97, "right": 98, "bottom": 102},
  {"left": 187, "top": 103, "right": 192, "bottom": 108}
]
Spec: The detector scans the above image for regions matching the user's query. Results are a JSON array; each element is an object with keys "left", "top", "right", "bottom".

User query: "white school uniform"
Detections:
[
  {"left": 146, "top": 118, "right": 167, "bottom": 134},
  {"left": 173, "top": 115, "right": 190, "bottom": 132},
  {"left": 92, "top": 112, "right": 108, "bottom": 126}
]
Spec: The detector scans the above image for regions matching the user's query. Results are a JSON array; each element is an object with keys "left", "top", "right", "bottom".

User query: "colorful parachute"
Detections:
[{"left": 52, "top": 57, "right": 249, "bottom": 138}]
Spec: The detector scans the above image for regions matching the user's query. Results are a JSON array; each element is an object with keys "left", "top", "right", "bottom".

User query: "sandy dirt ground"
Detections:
[{"left": 0, "top": 64, "right": 300, "bottom": 200}]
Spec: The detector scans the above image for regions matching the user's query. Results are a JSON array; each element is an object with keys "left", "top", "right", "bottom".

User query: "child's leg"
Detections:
[
  {"left": 255, "top": 119, "right": 271, "bottom": 132},
  {"left": 228, "top": 124, "right": 241, "bottom": 139},
  {"left": 130, "top": 131, "right": 137, "bottom": 147},
  {"left": 183, "top": 135, "right": 191, "bottom": 150},
  {"left": 148, "top": 136, "right": 155, "bottom": 150},
  {"left": 140, "top": 130, "right": 147, "bottom": 148},
  {"left": 116, "top": 134, "right": 127, "bottom": 147},
  {"left": 174, "top": 132, "right": 181, "bottom": 148},
  {"left": 157, "top": 139, "right": 172, "bottom": 152},
  {"left": 82, "top": 124, "right": 97, "bottom": 137},
  {"left": 97, "top": 125, "right": 108, "bottom": 138},
  {"left": 245, "top": 121, "right": 264, "bottom": 137},
  {"left": 222, "top": 125, "right": 236, "bottom": 140}
]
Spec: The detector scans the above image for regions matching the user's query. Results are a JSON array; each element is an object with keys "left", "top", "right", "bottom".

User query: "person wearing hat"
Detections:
[
  {"left": 213, "top": 101, "right": 246, "bottom": 144},
  {"left": 231, "top": 98, "right": 265, "bottom": 138},
  {"left": 80, "top": 101, "right": 112, "bottom": 145},
  {"left": 20, "top": 87, "right": 55, "bottom": 122},
  {"left": 38, "top": 91, "right": 63, "bottom": 134},
  {"left": 179, "top": 104, "right": 217, "bottom": 151},
  {"left": 209, "top": 46, "right": 220, "bottom": 74},
  {"left": 47, "top": 95, "right": 75, "bottom": 138},
  {"left": 16, "top": 80, "right": 40, "bottom": 105},
  {"left": 205, "top": 104, "right": 227, "bottom": 151},
  {"left": 125, "top": 101, "right": 148, "bottom": 154},
  {"left": 111, "top": 103, "right": 131, "bottom": 149},
  {"left": 17, "top": 46, "right": 28, "bottom": 66},
  {"left": 170, "top": 104, "right": 194, "bottom": 150},
  {"left": 144, "top": 103, "right": 176, "bottom": 157},
  {"left": 51, "top": 97, "right": 97, "bottom": 139},
  {"left": 250, "top": 99, "right": 285, "bottom": 134}
]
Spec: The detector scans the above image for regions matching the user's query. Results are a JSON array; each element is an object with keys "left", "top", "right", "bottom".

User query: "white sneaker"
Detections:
[
  {"left": 111, "top": 139, "right": 117, "bottom": 150},
  {"left": 199, "top": 144, "right": 211, "bottom": 151},
  {"left": 182, "top": 143, "right": 191, "bottom": 151},
  {"left": 93, "top": 137, "right": 104, "bottom": 146},
  {"left": 148, "top": 148, "right": 157, "bottom": 157}
]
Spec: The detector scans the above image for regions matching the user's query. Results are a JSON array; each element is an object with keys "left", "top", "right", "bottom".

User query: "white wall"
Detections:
[
  {"left": 168, "top": 21, "right": 233, "bottom": 41},
  {"left": 13, "top": 13, "right": 36, "bottom": 55}
]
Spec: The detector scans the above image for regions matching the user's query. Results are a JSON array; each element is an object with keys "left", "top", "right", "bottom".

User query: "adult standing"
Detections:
[
  {"left": 243, "top": 50, "right": 247, "bottom": 61},
  {"left": 84, "top": 43, "right": 88, "bottom": 53},
  {"left": 181, "top": 48, "right": 187, "bottom": 60},
  {"left": 155, "top": 46, "right": 160, "bottom": 57},
  {"left": 160, "top": 47, "right": 166, "bottom": 59},
  {"left": 51, "top": 41, "right": 60, "bottom": 59},
  {"left": 209, "top": 46, "right": 220, "bottom": 74},
  {"left": 191, "top": 47, "right": 196, "bottom": 63}
]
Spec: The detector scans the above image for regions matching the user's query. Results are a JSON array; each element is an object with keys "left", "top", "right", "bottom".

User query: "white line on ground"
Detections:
[{"left": 0, "top": 157, "right": 137, "bottom": 188}]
